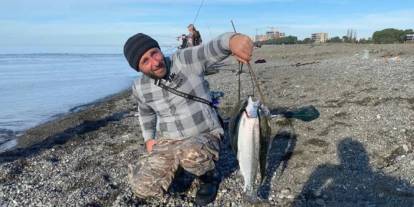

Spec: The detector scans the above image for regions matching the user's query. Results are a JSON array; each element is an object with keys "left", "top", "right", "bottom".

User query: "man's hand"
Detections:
[
  {"left": 145, "top": 139, "right": 156, "bottom": 153},
  {"left": 229, "top": 34, "right": 253, "bottom": 64}
]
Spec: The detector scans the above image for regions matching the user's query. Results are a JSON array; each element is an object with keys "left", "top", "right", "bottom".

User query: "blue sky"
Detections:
[{"left": 0, "top": 0, "right": 413, "bottom": 53}]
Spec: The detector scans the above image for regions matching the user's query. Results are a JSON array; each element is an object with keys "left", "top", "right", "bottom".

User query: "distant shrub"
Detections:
[{"left": 372, "top": 28, "right": 413, "bottom": 44}]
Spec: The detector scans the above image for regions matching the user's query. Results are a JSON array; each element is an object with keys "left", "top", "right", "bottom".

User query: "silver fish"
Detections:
[{"left": 229, "top": 96, "right": 271, "bottom": 201}]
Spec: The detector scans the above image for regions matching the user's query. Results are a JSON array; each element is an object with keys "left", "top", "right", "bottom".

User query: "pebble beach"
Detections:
[{"left": 1, "top": 43, "right": 414, "bottom": 206}]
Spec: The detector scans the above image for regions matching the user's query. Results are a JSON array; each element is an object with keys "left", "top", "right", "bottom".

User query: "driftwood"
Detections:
[
  {"left": 291, "top": 61, "right": 320, "bottom": 67},
  {"left": 254, "top": 58, "right": 266, "bottom": 64}
]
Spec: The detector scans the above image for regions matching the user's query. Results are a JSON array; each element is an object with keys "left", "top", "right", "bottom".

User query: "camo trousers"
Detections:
[{"left": 128, "top": 131, "right": 221, "bottom": 199}]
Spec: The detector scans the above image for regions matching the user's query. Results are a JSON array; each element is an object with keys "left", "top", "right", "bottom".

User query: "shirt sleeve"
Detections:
[
  {"left": 174, "top": 32, "right": 238, "bottom": 75},
  {"left": 132, "top": 83, "right": 156, "bottom": 142}
]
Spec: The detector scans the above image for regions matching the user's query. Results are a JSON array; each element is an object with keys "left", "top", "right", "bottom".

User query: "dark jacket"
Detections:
[{"left": 192, "top": 30, "right": 202, "bottom": 46}]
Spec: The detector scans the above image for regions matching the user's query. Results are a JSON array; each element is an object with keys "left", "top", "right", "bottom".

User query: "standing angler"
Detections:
[{"left": 123, "top": 32, "right": 253, "bottom": 206}]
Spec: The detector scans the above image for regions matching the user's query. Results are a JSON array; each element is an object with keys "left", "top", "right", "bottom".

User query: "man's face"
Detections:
[{"left": 138, "top": 48, "right": 167, "bottom": 79}]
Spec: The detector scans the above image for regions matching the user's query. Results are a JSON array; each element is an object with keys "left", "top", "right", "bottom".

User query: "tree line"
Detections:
[{"left": 257, "top": 28, "right": 414, "bottom": 45}]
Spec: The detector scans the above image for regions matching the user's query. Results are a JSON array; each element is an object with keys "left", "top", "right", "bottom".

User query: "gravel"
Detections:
[{"left": 1, "top": 43, "right": 414, "bottom": 206}]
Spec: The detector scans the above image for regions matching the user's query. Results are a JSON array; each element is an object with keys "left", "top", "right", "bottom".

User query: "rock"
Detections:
[
  {"left": 315, "top": 198, "right": 325, "bottom": 206},
  {"left": 280, "top": 188, "right": 291, "bottom": 195},
  {"left": 286, "top": 194, "right": 295, "bottom": 199},
  {"left": 402, "top": 144, "right": 409, "bottom": 152}
]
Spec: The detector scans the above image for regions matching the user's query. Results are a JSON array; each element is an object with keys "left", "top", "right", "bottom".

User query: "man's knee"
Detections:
[
  {"left": 128, "top": 163, "right": 164, "bottom": 198},
  {"left": 178, "top": 140, "right": 220, "bottom": 176},
  {"left": 127, "top": 149, "right": 179, "bottom": 199}
]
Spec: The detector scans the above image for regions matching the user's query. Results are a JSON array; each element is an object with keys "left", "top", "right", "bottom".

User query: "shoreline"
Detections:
[{"left": 0, "top": 88, "right": 133, "bottom": 154}]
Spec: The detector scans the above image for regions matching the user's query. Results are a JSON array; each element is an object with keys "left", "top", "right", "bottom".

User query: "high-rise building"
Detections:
[{"left": 265, "top": 30, "right": 285, "bottom": 39}]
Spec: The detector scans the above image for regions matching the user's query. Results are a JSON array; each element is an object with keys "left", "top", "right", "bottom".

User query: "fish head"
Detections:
[{"left": 245, "top": 96, "right": 260, "bottom": 118}]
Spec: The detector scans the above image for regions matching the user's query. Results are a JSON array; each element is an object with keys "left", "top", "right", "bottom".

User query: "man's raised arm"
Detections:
[{"left": 174, "top": 32, "right": 253, "bottom": 75}]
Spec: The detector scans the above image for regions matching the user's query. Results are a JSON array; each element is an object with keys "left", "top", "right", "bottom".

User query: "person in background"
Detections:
[
  {"left": 123, "top": 31, "right": 253, "bottom": 206},
  {"left": 187, "top": 24, "right": 202, "bottom": 47},
  {"left": 177, "top": 34, "right": 188, "bottom": 49}
]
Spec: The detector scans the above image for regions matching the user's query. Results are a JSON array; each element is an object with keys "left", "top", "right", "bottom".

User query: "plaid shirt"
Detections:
[{"left": 132, "top": 32, "right": 236, "bottom": 141}]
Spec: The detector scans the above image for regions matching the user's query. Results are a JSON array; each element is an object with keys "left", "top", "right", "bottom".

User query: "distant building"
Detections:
[
  {"left": 255, "top": 29, "right": 285, "bottom": 42},
  {"left": 266, "top": 30, "right": 285, "bottom": 39},
  {"left": 311, "top": 33, "right": 329, "bottom": 43},
  {"left": 255, "top": 34, "right": 269, "bottom": 42},
  {"left": 406, "top": 34, "right": 414, "bottom": 42}
]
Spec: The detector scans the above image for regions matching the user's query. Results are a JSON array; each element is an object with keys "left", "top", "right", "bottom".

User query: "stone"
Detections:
[{"left": 315, "top": 198, "right": 325, "bottom": 206}]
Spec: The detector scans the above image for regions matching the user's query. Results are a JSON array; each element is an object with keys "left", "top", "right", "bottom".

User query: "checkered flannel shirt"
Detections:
[{"left": 132, "top": 32, "right": 237, "bottom": 141}]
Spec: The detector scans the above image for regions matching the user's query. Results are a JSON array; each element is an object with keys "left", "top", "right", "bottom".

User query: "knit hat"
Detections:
[{"left": 123, "top": 33, "right": 160, "bottom": 71}]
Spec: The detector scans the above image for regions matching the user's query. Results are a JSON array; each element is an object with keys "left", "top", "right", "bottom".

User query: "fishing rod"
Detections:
[
  {"left": 193, "top": 0, "right": 205, "bottom": 24},
  {"left": 231, "top": 20, "right": 268, "bottom": 107}
]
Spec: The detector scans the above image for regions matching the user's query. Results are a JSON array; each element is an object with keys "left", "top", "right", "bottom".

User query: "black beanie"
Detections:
[{"left": 123, "top": 33, "right": 160, "bottom": 71}]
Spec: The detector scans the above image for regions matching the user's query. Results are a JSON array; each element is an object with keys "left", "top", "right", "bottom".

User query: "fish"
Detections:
[
  {"left": 228, "top": 96, "right": 319, "bottom": 202},
  {"left": 229, "top": 96, "right": 271, "bottom": 201}
]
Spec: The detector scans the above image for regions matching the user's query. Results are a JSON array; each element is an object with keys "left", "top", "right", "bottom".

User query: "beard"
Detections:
[
  {"left": 146, "top": 62, "right": 167, "bottom": 79},
  {"left": 147, "top": 70, "right": 165, "bottom": 79}
]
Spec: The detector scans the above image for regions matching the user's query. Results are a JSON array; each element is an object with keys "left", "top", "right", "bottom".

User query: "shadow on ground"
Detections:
[
  {"left": 259, "top": 128, "right": 297, "bottom": 199},
  {"left": 293, "top": 137, "right": 414, "bottom": 206}
]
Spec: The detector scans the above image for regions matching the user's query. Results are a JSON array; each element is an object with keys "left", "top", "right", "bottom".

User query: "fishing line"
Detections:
[
  {"left": 231, "top": 20, "right": 267, "bottom": 106},
  {"left": 231, "top": 21, "right": 255, "bottom": 98},
  {"left": 246, "top": 63, "right": 267, "bottom": 106},
  {"left": 192, "top": 0, "right": 205, "bottom": 24},
  {"left": 231, "top": 20, "right": 243, "bottom": 103},
  {"left": 247, "top": 64, "right": 256, "bottom": 97},
  {"left": 231, "top": 20, "right": 254, "bottom": 101}
]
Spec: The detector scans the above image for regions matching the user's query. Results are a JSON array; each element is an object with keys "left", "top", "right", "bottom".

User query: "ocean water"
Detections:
[{"left": 0, "top": 53, "right": 139, "bottom": 152}]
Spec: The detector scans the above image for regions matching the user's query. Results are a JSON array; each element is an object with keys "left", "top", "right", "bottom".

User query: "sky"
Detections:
[{"left": 0, "top": 0, "right": 413, "bottom": 53}]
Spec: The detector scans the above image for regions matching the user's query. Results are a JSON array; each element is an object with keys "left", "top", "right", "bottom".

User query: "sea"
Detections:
[{"left": 0, "top": 53, "right": 142, "bottom": 152}]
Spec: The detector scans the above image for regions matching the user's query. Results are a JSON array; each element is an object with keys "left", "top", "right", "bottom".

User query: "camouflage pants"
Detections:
[{"left": 128, "top": 132, "right": 221, "bottom": 199}]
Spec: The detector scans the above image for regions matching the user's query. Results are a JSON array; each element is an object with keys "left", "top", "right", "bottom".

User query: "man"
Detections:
[
  {"left": 187, "top": 24, "right": 202, "bottom": 47},
  {"left": 177, "top": 34, "right": 188, "bottom": 49},
  {"left": 123, "top": 31, "right": 253, "bottom": 206}
]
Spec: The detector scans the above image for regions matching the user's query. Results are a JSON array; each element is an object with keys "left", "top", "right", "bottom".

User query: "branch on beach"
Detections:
[{"left": 291, "top": 61, "right": 320, "bottom": 67}]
